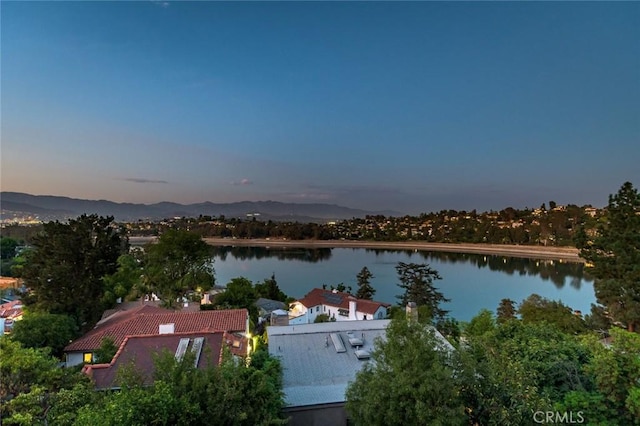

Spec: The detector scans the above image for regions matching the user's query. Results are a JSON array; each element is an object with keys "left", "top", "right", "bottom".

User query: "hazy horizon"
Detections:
[{"left": 2, "top": 2, "right": 638, "bottom": 215}]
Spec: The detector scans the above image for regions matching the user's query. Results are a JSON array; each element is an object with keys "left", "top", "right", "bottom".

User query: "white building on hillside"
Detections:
[{"left": 288, "top": 288, "right": 390, "bottom": 325}]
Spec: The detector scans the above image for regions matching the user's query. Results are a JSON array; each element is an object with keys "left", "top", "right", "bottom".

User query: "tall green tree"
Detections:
[
  {"left": 101, "top": 253, "right": 144, "bottom": 306},
  {"left": 254, "top": 274, "right": 287, "bottom": 302},
  {"left": 214, "top": 277, "right": 258, "bottom": 318},
  {"left": 346, "top": 318, "right": 465, "bottom": 425},
  {"left": 496, "top": 298, "right": 517, "bottom": 324},
  {"left": 395, "top": 262, "right": 449, "bottom": 321},
  {"left": 144, "top": 229, "right": 214, "bottom": 308},
  {"left": 464, "top": 308, "right": 495, "bottom": 337},
  {"left": 1, "top": 236, "right": 19, "bottom": 259},
  {"left": 355, "top": 266, "right": 376, "bottom": 300},
  {"left": 580, "top": 182, "right": 640, "bottom": 332},
  {"left": 21, "top": 214, "right": 127, "bottom": 329}
]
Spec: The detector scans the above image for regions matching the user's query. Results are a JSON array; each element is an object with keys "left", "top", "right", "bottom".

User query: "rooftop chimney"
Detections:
[
  {"left": 159, "top": 323, "right": 175, "bottom": 334},
  {"left": 349, "top": 300, "right": 357, "bottom": 320},
  {"left": 406, "top": 302, "right": 418, "bottom": 323}
]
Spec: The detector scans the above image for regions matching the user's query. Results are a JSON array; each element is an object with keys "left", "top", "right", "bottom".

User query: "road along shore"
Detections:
[{"left": 130, "top": 237, "right": 582, "bottom": 262}]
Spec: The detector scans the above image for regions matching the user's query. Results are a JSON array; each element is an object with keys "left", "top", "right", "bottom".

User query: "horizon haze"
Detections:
[{"left": 2, "top": 2, "right": 639, "bottom": 215}]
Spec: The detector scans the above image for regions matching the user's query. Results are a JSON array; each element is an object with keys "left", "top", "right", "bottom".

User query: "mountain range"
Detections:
[{"left": 0, "top": 192, "right": 402, "bottom": 222}]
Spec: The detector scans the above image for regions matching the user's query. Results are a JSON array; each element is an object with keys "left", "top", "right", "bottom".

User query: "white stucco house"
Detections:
[{"left": 288, "top": 288, "right": 390, "bottom": 325}]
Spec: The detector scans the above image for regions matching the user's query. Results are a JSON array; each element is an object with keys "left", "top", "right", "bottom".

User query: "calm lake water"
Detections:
[{"left": 209, "top": 246, "right": 595, "bottom": 322}]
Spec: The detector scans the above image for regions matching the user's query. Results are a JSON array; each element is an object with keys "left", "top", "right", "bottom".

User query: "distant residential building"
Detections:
[
  {"left": 0, "top": 299, "right": 23, "bottom": 334},
  {"left": 82, "top": 330, "right": 247, "bottom": 390},
  {"left": 584, "top": 207, "right": 598, "bottom": 217},
  {"left": 64, "top": 305, "right": 249, "bottom": 366},
  {"left": 255, "top": 297, "right": 287, "bottom": 318},
  {"left": 288, "top": 288, "right": 390, "bottom": 325},
  {"left": 270, "top": 309, "right": 290, "bottom": 326}
]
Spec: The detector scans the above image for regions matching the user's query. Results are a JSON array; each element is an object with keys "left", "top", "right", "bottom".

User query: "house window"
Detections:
[
  {"left": 338, "top": 308, "right": 349, "bottom": 317},
  {"left": 83, "top": 352, "right": 93, "bottom": 363}
]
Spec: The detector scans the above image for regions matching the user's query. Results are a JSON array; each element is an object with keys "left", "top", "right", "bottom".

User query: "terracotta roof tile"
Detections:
[
  {"left": 65, "top": 308, "right": 248, "bottom": 352},
  {"left": 84, "top": 331, "right": 247, "bottom": 389},
  {"left": 296, "top": 288, "right": 390, "bottom": 315}
]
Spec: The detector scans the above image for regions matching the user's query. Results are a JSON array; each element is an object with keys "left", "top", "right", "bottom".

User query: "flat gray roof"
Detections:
[{"left": 268, "top": 320, "right": 390, "bottom": 407}]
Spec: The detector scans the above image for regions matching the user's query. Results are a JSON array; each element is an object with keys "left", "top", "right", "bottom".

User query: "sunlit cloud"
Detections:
[{"left": 231, "top": 178, "right": 253, "bottom": 186}]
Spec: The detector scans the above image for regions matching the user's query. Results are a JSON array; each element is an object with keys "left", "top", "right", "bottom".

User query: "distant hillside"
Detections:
[{"left": 0, "top": 192, "right": 402, "bottom": 222}]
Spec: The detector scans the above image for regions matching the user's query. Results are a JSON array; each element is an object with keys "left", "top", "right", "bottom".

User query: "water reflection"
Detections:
[
  {"left": 210, "top": 245, "right": 333, "bottom": 263},
  {"left": 209, "top": 246, "right": 592, "bottom": 290},
  {"left": 365, "top": 249, "right": 592, "bottom": 289}
]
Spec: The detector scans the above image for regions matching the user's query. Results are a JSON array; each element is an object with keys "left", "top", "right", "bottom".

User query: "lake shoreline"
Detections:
[{"left": 130, "top": 236, "right": 582, "bottom": 262}]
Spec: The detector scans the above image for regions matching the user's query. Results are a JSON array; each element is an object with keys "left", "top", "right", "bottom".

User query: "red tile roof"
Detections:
[
  {"left": 296, "top": 288, "right": 390, "bottom": 315},
  {"left": 83, "top": 331, "right": 248, "bottom": 389},
  {"left": 0, "top": 300, "right": 23, "bottom": 320},
  {"left": 65, "top": 308, "right": 248, "bottom": 352}
]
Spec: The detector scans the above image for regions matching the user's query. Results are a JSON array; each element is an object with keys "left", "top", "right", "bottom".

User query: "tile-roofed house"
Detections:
[
  {"left": 64, "top": 308, "right": 249, "bottom": 366},
  {"left": 98, "top": 299, "right": 201, "bottom": 323},
  {"left": 0, "top": 299, "right": 23, "bottom": 333},
  {"left": 288, "top": 288, "right": 390, "bottom": 325},
  {"left": 82, "top": 331, "right": 247, "bottom": 389}
]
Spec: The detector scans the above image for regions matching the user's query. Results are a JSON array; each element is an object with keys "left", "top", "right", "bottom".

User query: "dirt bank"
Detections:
[{"left": 198, "top": 238, "right": 583, "bottom": 262}]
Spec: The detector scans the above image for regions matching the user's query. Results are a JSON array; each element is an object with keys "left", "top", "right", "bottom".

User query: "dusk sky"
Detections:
[{"left": 2, "top": 1, "right": 639, "bottom": 215}]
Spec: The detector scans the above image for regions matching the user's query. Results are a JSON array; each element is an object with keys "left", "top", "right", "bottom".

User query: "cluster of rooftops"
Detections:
[{"left": 60, "top": 288, "right": 450, "bottom": 413}]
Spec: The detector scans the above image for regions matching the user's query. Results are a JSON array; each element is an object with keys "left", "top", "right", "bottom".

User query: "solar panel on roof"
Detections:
[{"left": 324, "top": 294, "right": 343, "bottom": 305}]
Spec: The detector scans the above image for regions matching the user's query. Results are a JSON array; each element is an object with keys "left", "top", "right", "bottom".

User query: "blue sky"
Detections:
[{"left": 2, "top": 1, "right": 638, "bottom": 215}]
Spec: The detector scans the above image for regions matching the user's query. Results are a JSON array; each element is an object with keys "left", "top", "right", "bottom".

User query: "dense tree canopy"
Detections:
[
  {"left": 458, "top": 320, "right": 592, "bottom": 425},
  {"left": 464, "top": 308, "right": 495, "bottom": 337},
  {"left": 74, "top": 348, "right": 286, "bottom": 426},
  {"left": 518, "top": 294, "right": 586, "bottom": 334},
  {"left": 143, "top": 229, "right": 214, "bottom": 308},
  {"left": 346, "top": 318, "right": 465, "bottom": 425},
  {"left": 395, "top": 262, "right": 449, "bottom": 321},
  {"left": 128, "top": 202, "right": 602, "bottom": 247},
  {"left": 21, "top": 214, "right": 127, "bottom": 329},
  {"left": 559, "top": 328, "right": 640, "bottom": 425},
  {"left": 254, "top": 274, "right": 287, "bottom": 302},
  {"left": 10, "top": 312, "right": 78, "bottom": 358},
  {"left": 579, "top": 181, "right": 640, "bottom": 332},
  {"left": 101, "top": 253, "right": 144, "bottom": 307},
  {"left": 1, "top": 236, "right": 19, "bottom": 259},
  {"left": 214, "top": 277, "right": 259, "bottom": 319},
  {"left": 0, "top": 339, "right": 89, "bottom": 423}
]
